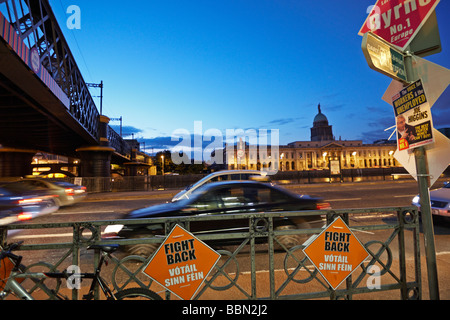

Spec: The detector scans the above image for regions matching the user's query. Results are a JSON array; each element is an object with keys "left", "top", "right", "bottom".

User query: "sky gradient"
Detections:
[{"left": 50, "top": 0, "right": 450, "bottom": 153}]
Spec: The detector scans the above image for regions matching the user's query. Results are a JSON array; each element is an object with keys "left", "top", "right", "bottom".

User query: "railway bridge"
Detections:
[{"left": 0, "top": 0, "right": 148, "bottom": 178}]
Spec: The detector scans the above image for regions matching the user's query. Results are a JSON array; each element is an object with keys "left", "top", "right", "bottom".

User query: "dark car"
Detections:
[
  {"left": 0, "top": 185, "right": 59, "bottom": 225},
  {"left": 104, "top": 181, "right": 330, "bottom": 256},
  {"left": 4, "top": 179, "right": 87, "bottom": 207}
]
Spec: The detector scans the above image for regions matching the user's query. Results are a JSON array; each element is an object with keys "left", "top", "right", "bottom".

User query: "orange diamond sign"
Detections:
[
  {"left": 303, "top": 217, "right": 369, "bottom": 290},
  {"left": 143, "top": 224, "right": 221, "bottom": 300}
]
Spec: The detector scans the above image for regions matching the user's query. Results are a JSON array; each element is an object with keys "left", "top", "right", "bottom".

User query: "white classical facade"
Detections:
[{"left": 226, "top": 105, "right": 398, "bottom": 171}]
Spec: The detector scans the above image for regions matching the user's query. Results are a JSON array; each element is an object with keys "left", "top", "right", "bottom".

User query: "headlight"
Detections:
[
  {"left": 412, "top": 196, "right": 420, "bottom": 205},
  {"left": 104, "top": 224, "right": 124, "bottom": 234}
]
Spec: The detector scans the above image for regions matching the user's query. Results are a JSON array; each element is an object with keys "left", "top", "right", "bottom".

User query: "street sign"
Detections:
[
  {"left": 143, "top": 224, "right": 221, "bottom": 300},
  {"left": 392, "top": 79, "right": 434, "bottom": 151},
  {"left": 359, "top": 0, "right": 440, "bottom": 51},
  {"left": 362, "top": 32, "right": 408, "bottom": 82},
  {"left": 303, "top": 217, "right": 369, "bottom": 290}
]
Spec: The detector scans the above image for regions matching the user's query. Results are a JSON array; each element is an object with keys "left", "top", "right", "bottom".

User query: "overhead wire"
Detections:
[{"left": 56, "top": 0, "right": 95, "bottom": 82}]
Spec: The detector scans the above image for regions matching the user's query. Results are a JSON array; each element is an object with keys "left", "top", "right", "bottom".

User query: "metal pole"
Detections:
[
  {"left": 405, "top": 52, "right": 440, "bottom": 300},
  {"left": 414, "top": 146, "right": 440, "bottom": 300},
  {"left": 100, "top": 80, "right": 103, "bottom": 115}
]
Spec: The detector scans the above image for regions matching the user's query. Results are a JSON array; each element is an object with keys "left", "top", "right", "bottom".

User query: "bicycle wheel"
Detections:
[{"left": 115, "top": 287, "right": 163, "bottom": 300}]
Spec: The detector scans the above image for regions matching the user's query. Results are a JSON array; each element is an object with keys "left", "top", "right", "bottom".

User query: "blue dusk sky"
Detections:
[{"left": 50, "top": 0, "right": 450, "bottom": 153}]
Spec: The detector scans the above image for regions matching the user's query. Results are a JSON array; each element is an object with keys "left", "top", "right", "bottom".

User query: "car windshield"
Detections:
[
  {"left": 186, "top": 174, "right": 218, "bottom": 190},
  {"left": 444, "top": 183, "right": 450, "bottom": 189},
  {"left": 184, "top": 171, "right": 262, "bottom": 191}
]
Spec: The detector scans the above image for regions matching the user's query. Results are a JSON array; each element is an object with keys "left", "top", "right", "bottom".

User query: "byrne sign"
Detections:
[
  {"left": 143, "top": 225, "right": 221, "bottom": 300},
  {"left": 303, "top": 217, "right": 369, "bottom": 290},
  {"left": 359, "top": 0, "right": 440, "bottom": 51}
]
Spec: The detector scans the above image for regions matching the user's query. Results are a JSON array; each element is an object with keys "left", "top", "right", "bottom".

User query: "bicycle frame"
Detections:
[
  {"left": 1, "top": 246, "right": 117, "bottom": 300},
  {"left": 75, "top": 251, "right": 116, "bottom": 300},
  {"left": 2, "top": 271, "right": 52, "bottom": 300}
]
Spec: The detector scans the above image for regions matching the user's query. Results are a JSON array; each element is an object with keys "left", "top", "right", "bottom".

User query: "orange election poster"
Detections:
[
  {"left": 143, "top": 224, "right": 221, "bottom": 300},
  {"left": 303, "top": 217, "right": 369, "bottom": 290}
]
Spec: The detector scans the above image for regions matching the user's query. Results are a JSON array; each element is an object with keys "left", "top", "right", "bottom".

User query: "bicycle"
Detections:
[{"left": 0, "top": 242, "right": 162, "bottom": 300}]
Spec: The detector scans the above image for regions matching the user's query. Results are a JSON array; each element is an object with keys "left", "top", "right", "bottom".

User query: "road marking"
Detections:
[
  {"left": 394, "top": 195, "right": 415, "bottom": 198},
  {"left": 52, "top": 210, "right": 115, "bottom": 215},
  {"left": 230, "top": 266, "right": 317, "bottom": 276},
  {"left": 326, "top": 198, "right": 362, "bottom": 202},
  {"left": 8, "top": 232, "right": 73, "bottom": 239},
  {"left": 353, "top": 213, "right": 394, "bottom": 219},
  {"left": 350, "top": 228, "right": 375, "bottom": 235},
  {"left": 85, "top": 198, "right": 157, "bottom": 202}
]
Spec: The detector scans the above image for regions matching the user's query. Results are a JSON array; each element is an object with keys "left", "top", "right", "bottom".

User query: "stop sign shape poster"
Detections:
[
  {"left": 143, "top": 225, "right": 221, "bottom": 300},
  {"left": 359, "top": 0, "right": 440, "bottom": 50},
  {"left": 303, "top": 217, "right": 369, "bottom": 290}
]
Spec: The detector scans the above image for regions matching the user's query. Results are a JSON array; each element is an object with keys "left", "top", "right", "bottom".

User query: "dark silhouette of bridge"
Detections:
[{"left": 0, "top": 0, "right": 148, "bottom": 178}]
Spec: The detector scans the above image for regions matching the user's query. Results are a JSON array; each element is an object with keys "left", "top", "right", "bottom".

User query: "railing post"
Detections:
[
  {"left": 268, "top": 217, "right": 276, "bottom": 300},
  {"left": 72, "top": 224, "right": 81, "bottom": 301},
  {"left": 0, "top": 227, "right": 6, "bottom": 247},
  {"left": 397, "top": 209, "right": 408, "bottom": 300}
]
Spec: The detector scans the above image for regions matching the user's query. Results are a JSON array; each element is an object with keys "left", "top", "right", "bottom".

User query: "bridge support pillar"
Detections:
[
  {"left": 76, "top": 146, "right": 115, "bottom": 177},
  {"left": 0, "top": 148, "right": 36, "bottom": 177},
  {"left": 75, "top": 115, "right": 115, "bottom": 177}
]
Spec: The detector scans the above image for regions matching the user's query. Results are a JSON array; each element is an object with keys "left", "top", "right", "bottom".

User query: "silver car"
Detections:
[
  {"left": 0, "top": 185, "right": 59, "bottom": 225},
  {"left": 172, "top": 170, "right": 270, "bottom": 202},
  {"left": 412, "top": 182, "right": 450, "bottom": 217},
  {"left": 6, "top": 179, "right": 87, "bottom": 207}
]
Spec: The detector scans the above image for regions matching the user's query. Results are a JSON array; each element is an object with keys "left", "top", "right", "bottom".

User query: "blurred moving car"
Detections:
[
  {"left": 0, "top": 205, "right": 26, "bottom": 226},
  {"left": 105, "top": 181, "right": 330, "bottom": 256},
  {"left": 4, "top": 179, "right": 87, "bottom": 207},
  {"left": 0, "top": 185, "right": 59, "bottom": 225},
  {"left": 412, "top": 182, "right": 450, "bottom": 218},
  {"left": 172, "top": 170, "right": 271, "bottom": 202}
]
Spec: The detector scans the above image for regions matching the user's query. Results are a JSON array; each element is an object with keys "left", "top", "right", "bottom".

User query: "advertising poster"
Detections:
[
  {"left": 329, "top": 160, "right": 341, "bottom": 175},
  {"left": 143, "top": 225, "right": 220, "bottom": 300},
  {"left": 392, "top": 79, "right": 434, "bottom": 151}
]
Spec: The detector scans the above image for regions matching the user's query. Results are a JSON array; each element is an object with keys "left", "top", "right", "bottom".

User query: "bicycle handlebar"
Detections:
[
  {"left": 1, "top": 242, "right": 24, "bottom": 267},
  {"left": 2, "top": 241, "right": 24, "bottom": 252}
]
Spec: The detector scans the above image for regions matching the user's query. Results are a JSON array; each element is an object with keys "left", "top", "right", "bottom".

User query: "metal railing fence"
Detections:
[{"left": 0, "top": 206, "right": 421, "bottom": 300}]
